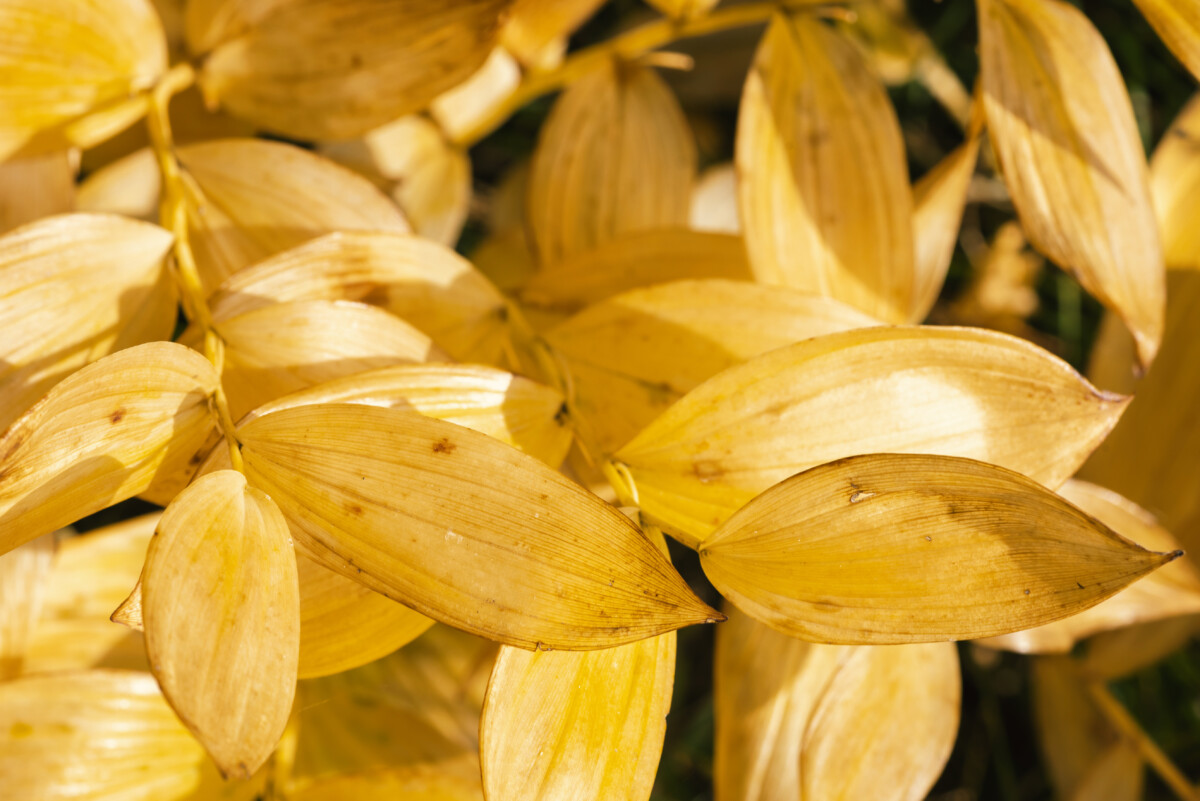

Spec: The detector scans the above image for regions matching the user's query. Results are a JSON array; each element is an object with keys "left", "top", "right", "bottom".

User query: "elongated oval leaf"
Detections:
[
  {"left": 0, "top": 213, "right": 176, "bottom": 433},
  {"left": 501, "top": 0, "right": 605, "bottom": 68},
  {"left": 615, "top": 325, "right": 1128, "bottom": 545},
  {"left": 0, "top": 342, "right": 219, "bottom": 556},
  {"left": 195, "top": 0, "right": 509, "bottom": 140},
  {"left": 1150, "top": 94, "right": 1200, "bottom": 271},
  {"left": 0, "top": 0, "right": 166, "bottom": 159},
  {"left": 207, "top": 231, "right": 511, "bottom": 365},
  {"left": 978, "top": 0, "right": 1165, "bottom": 366},
  {"left": 239, "top": 404, "right": 719, "bottom": 650},
  {"left": 528, "top": 59, "right": 695, "bottom": 269},
  {"left": 0, "top": 534, "right": 54, "bottom": 678},
  {"left": 700, "top": 453, "right": 1178, "bottom": 644},
  {"left": 1130, "top": 0, "right": 1200, "bottom": 81},
  {"left": 144, "top": 469, "right": 299, "bottom": 778},
  {"left": 911, "top": 133, "right": 981, "bottom": 322},
  {"left": 737, "top": 13, "right": 915, "bottom": 323}
]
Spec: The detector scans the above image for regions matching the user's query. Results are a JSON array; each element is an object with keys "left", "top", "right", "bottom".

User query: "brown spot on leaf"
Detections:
[
  {"left": 432, "top": 437, "right": 456, "bottom": 454},
  {"left": 347, "top": 504, "right": 364, "bottom": 516},
  {"left": 110, "top": 408, "right": 125, "bottom": 424}
]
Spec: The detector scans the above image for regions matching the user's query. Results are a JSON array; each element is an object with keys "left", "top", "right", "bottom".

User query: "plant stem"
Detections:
[
  {"left": 1087, "top": 680, "right": 1200, "bottom": 801},
  {"left": 145, "top": 62, "right": 245, "bottom": 473}
]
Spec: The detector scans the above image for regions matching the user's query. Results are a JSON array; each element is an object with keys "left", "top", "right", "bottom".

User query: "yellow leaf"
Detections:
[
  {"left": 911, "top": 132, "right": 981, "bottom": 322},
  {"left": 1130, "top": 0, "right": 1200, "bottom": 81},
  {"left": 207, "top": 231, "right": 512, "bottom": 365},
  {"left": 528, "top": 60, "right": 695, "bottom": 268},
  {"left": 1081, "top": 615, "right": 1200, "bottom": 680},
  {"left": 239, "top": 404, "right": 719, "bottom": 650},
  {"left": 320, "top": 116, "right": 470, "bottom": 247},
  {"left": 737, "top": 13, "right": 915, "bottom": 323},
  {"left": 0, "top": 151, "right": 74, "bottom": 234},
  {"left": 480, "top": 527, "right": 675, "bottom": 801},
  {"left": 1086, "top": 311, "right": 1139, "bottom": 396},
  {"left": 977, "top": 0, "right": 1164, "bottom": 366},
  {"left": 0, "top": 534, "right": 54, "bottom": 678},
  {"left": 288, "top": 773, "right": 483, "bottom": 801},
  {"left": 501, "top": 0, "right": 605, "bottom": 69},
  {"left": 194, "top": 0, "right": 510, "bottom": 140},
  {"left": 76, "top": 148, "right": 162, "bottom": 222},
  {"left": 978, "top": 480, "right": 1200, "bottom": 654},
  {"left": 520, "top": 229, "right": 753, "bottom": 312},
  {"left": 431, "top": 47, "right": 523, "bottom": 145},
  {"left": 1150, "top": 93, "right": 1200, "bottom": 271},
  {"left": 700, "top": 453, "right": 1178, "bottom": 644},
  {"left": 0, "top": 213, "right": 176, "bottom": 433},
  {"left": 616, "top": 325, "right": 1128, "bottom": 545},
  {"left": 0, "top": 342, "right": 219, "bottom": 556},
  {"left": 0, "top": 0, "right": 166, "bottom": 159},
  {"left": 644, "top": 0, "right": 718, "bottom": 21},
  {"left": 215, "top": 298, "right": 443, "bottom": 419},
  {"left": 143, "top": 470, "right": 299, "bottom": 778},
  {"left": 548, "top": 279, "right": 879, "bottom": 460},
  {"left": 689, "top": 163, "right": 740, "bottom": 234}
]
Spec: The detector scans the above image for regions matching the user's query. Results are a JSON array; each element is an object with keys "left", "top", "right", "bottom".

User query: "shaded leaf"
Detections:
[
  {"left": 977, "top": 0, "right": 1164, "bottom": 366},
  {"left": 0, "top": 151, "right": 74, "bottom": 234},
  {"left": 1081, "top": 615, "right": 1200, "bottom": 680},
  {"left": 143, "top": 470, "right": 299, "bottom": 778},
  {"left": 0, "top": 342, "right": 219, "bottom": 556},
  {"left": 1130, "top": 0, "right": 1200, "bottom": 81},
  {"left": 737, "top": 13, "right": 915, "bottom": 323},
  {"left": 0, "top": 534, "right": 54, "bottom": 678},
  {"left": 1150, "top": 93, "right": 1200, "bottom": 271},
  {"left": 239, "top": 404, "right": 719, "bottom": 650},
  {"left": 616, "top": 325, "right": 1128, "bottom": 544},
  {"left": 700, "top": 454, "right": 1177, "bottom": 644}
]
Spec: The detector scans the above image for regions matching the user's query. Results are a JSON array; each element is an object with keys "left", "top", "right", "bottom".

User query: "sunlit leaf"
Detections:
[
  {"left": 737, "top": 12, "right": 915, "bottom": 323},
  {"left": 239, "top": 404, "right": 719, "bottom": 650},
  {"left": 548, "top": 279, "right": 878, "bottom": 460},
  {"left": 431, "top": 47, "right": 522, "bottom": 145},
  {"left": 0, "top": 0, "right": 166, "bottom": 159},
  {"left": 0, "top": 534, "right": 53, "bottom": 678},
  {"left": 193, "top": 0, "right": 510, "bottom": 140},
  {"left": 501, "top": 0, "right": 605, "bottom": 69},
  {"left": 1150, "top": 93, "right": 1200, "bottom": 271},
  {"left": 143, "top": 470, "right": 299, "bottom": 778},
  {"left": 528, "top": 59, "right": 695, "bottom": 269},
  {"left": 689, "top": 163, "right": 740, "bottom": 234},
  {"left": 700, "top": 453, "right": 1177, "bottom": 644},
  {"left": 0, "top": 342, "right": 219, "bottom": 556},
  {"left": 616, "top": 325, "right": 1128, "bottom": 544},
  {"left": 977, "top": 0, "right": 1165, "bottom": 366},
  {"left": 979, "top": 480, "right": 1200, "bottom": 654},
  {"left": 0, "top": 213, "right": 176, "bottom": 433},
  {"left": 1130, "top": 0, "right": 1200, "bottom": 81},
  {"left": 207, "top": 231, "right": 512, "bottom": 365},
  {"left": 0, "top": 151, "right": 74, "bottom": 233},
  {"left": 1086, "top": 311, "right": 1139, "bottom": 396}
]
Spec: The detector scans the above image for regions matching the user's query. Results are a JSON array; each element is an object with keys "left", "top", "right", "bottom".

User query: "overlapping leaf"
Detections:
[
  {"left": 1131, "top": 0, "right": 1200, "bottom": 81},
  {"left": 430, "top": 47, "right": 522, "bottom": 144},
  {"left": 977, "top": 0, "right": 1165, "bottom": 366},
  {"left": 239, "top": 404, "right": 718, "bottom": 649},
  {"left": 501, "top": 0, "right": 605, "bottom": 68},
  {"left": 192, "top": 0, "right": 510, "bottom": 140},
  {"left": 737, "top": 12, "right": 915, "bottom": 323},
  {"left": 701, "top": 454, "right": 1176, "bottom": 643},
  {"left": 0, "top": 342, "right": 219, "bottom": 556},
  {"left": 615, "top": 325, "right": 1128, "bottom": 544},
  {"left": 0, "top": 213, "right": 176, "bottom": 432},
  {"left": 143, "top": 470, "right": 299, "bottom": 778},
  {"left": 0, "top": 152, "right": 74, "bottom": 233},
  {"left": 1150, "top": 94, "right": 1200, "bottom": 271},
  {"left": 0, "top": 534, "right": 53, "bottom": 678}
]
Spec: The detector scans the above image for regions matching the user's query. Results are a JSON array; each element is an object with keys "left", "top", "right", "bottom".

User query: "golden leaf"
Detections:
[
  {"left": 528, "top": 59, "right": 695, "bottom": 268},
  {"left": 143, "top": 470, "right": 299, "bottom": 778},
  {"left": 239, "top": 404, "right": 719, "bottom": 650},
  {"left": 207, "top": 231, "right": 512, "bottom": 365},
  {"left": 0, "top": 151, "right": 74, "bottom": 234},
  {"left": 431, "top": 47, "right": 522, "bottom": 145},
  {"left": 480, "top": 527, "right": 675, "bottom": 801},
  {"left": 736, "top": 13, "right": 915, "bottom": 323},
  {"left": 0, "top": 0, "right": 166, "bottom": 159},
  {"left": 0, "top": 534, "right": 54, "bottom": 678},
  {"left": 1150, "top": 93, "right": 1200, "bottom": 271},
  {"left": 548, "top": 279, "right": 878, "bottom": 460},
  {"left": 1081, "top": 615, "right": 1200, "bottom": 680},
  {"left": 0, "top": 342, "right": 219, "bottom": 556},
  {"left": 1130, "top": 0, "right": 1200, "bottom": 81},
  {"left": 700, "top": 454, "right": 1177, "bottom": 644},
  {"left": 1086, "top": 311, "right": 1139, "bottom": 396},
  {"left": 0, "top": 213, "right": 176, "bottom": 433},
  {"left": 977, "top": 0, "right": 1165, "bottom": 366},
  {"left": 615, "top": 325, "right": 1128, "bottom": 545},
  {"left": 644, "top": 0, "right": 718, "bottom": 21},
  {"left": 194, "top": 0, "right": 510, "bottom": 140},
  {"left": 978, "top": 480, "right": 1200, "bottom": 653},
  {"left": 502, "top": 0, "right": 605, "bottom": 69}
]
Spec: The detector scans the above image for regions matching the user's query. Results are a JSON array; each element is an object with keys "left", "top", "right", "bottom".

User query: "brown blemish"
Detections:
[
  {"left": 692, "top": 459, "right": 723, "bottom": 482},
  {"left": 347, "top": 504, "right": 364, "bottom": 516},
  {"left": 432, "top": 437, "right": 456, "bottom": 454},
  {"left": 1024, "top": 589, "right": 1031, "bottom": 596},
  {"left": 554, "top": 403, "right": 569, "bottom": 426},
  {"left": 109, "top": 408, "right": 126, "bottom": 424}
]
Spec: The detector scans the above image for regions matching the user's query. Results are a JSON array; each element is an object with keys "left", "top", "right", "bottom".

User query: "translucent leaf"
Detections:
[
  {"left": 616, "top": 325, "right": 1128, "bottom": 544},
  {"left": 520, "top": 229, "right": 753, "bottom": 312},
  {"left": 979, "top": 480, "right": 1200, "bottom": 653},
  {"left": 480, "top": 527, "right": 675, "bottom": 801},
  {"left": 978, "top": 0, "right": 1165, "bottom": 366},
  {"left": 0, "top": 213, "right": 176, "bottom": 433},
  {"left": 528, "top": 60, "right": 695, "bottom": 268},
  {"left": 548, "top": 279, "right": 878, "bottom": 460},
  {"left": 0, "top": 342, "right": 219, "bottom": 556},
  {"left": 239, "top": 404, "right": 719, "bottom": 650},
  {"left": 737, "top": 13, "right": 915, "bottom": 323},
  {"left": 143, "top": 470, "right": 299, "bottom": 778},
  {"left": 207, "top": 231, "right": 511, "bottom": 365},
  {"left": 0, "top": 0, "right": 166, "bottom": 159},
  {"left": 1150, "top": 93, "right": 1200, "bottom": 271},
  {"left": 194, "top": 0, "right": 510, "bottom": 140},
  {"left": 0, "top": 534, "right": 53, "bottom": 678},
  {"left": 0, "top": 151, "right": 74, "bottom": 234},
  {"left": 214, "top": 298, "right": 442, "bottom": 419},
  {"left": 701, "top": 453, "right": 1178, "bottom": 644},
  {"left": 1130, "top": 0, "right": 1200, "bottom": 81}
]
